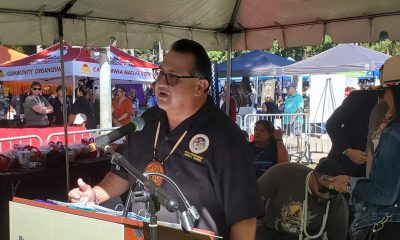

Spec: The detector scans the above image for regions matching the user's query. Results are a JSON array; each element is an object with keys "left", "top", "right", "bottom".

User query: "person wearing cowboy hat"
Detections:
[{"left": 329, "top": 54, "right": 400, "bottom": 240}]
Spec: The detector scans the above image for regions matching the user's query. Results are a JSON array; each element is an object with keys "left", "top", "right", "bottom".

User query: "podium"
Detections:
[{"left": 9, "top": 197, "right": 215, "bottom": 240}]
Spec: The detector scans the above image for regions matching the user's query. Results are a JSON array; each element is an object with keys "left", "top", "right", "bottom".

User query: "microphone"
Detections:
[
  {"left": 89, "top": 117, "right": 145, "bottom": 151},
  {"left": 104, "top": 145, "right": 179, "bottom": 213}
]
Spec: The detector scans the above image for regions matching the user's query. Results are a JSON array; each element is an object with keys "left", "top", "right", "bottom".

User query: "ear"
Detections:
[{"left": 195, "top": 79, "right": 210, "bottom": 95}]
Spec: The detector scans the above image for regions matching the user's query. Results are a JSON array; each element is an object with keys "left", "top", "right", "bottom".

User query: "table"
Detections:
[{"left": 0, "top": 156, "right": 111, "bottom": 240}]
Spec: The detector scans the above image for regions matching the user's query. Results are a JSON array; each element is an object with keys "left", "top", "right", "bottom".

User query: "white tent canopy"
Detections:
[
  {"left": 0, "top": 0, "right": 399, "bottom": 50},
  {"left": 281, "top": 44, "right": 392, "bottom": 75}
]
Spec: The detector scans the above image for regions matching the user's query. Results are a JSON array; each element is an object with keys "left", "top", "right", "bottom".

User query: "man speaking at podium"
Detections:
[{"left": 69, "top": 39, "right": 265, "bottom": 239}]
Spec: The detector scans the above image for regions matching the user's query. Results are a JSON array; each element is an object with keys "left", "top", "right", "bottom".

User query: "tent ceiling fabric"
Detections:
[{"left": 0, "top": 0, "right": 399, "bottom": 50}]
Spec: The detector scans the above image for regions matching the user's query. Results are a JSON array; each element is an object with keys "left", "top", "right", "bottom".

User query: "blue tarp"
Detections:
[{"left": 218, "top": 50, "right": 295, "bottom": 77}]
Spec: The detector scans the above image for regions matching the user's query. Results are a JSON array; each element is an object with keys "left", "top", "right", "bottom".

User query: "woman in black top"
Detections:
[
  {"left": 49, "top": 85, "right": 71, "bottom": 126},
  {"left": 250, "top": 120, "right": 289, "bottom": 178}
]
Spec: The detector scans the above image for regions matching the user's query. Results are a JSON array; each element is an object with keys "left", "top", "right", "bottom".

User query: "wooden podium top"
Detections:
[{"left": 11, "top": 197, "right": 217, "bottom": 240}]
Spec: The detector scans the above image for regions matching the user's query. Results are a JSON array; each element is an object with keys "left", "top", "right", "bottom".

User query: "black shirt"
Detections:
[
  {"left": 111, "top": 96, "right": 265, "bottom": 238},
  {"left": 49, "top": 97, "right": 71, "bottom": 126},
  {"left": 262, "top": 101, "right": 279, "bottom": 114},
  {"left": 250, "top": 140, "right": 278, "bottom": 178},
  {"left": 71, "top": 96, "right": 96, "bottom": 129}
]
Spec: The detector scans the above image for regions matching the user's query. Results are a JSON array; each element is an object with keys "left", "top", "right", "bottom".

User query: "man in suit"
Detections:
[{"left": 326, "top": 89, "right": 383, "bottom": 177}]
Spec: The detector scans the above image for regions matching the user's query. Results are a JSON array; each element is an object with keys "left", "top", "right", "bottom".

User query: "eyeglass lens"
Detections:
[{"left": 153, "top": 69, "right": 178, "bottom": 86}]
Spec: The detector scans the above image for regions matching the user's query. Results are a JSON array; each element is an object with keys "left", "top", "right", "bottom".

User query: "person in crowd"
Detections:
[
  {"left": 262, "top": 95, "right": 279, "bottom": 114},
  {"left": 256, "top": 159, "right": 349, "bottom": 240},
  {"left": 250, "top": 120, "right": 289, "bottom": 178},
  {"left": 91, "top": 89, "right": 100, "bottom": 128},
  {"left": 68, "top": 39, "right": 265, "bottom": 239},
  {"left": 276, "top": 94, "right": 285, "bottom": 113},
  {"left": 49, "top": 85, "right": 71, "bottom": 126},
  {"left": 6, "top": 104, "right": 16, "bottom": 120},
  {"left": 129, "top": 89, "right": 140, "bottom": 116},
  {"left": 221, "top": 90, "right": 237, "bottom": 122},
  {"left": 283, "top": 85, "right": 304, "bottom": 136},
  {"left": 146, "top": 84, "right": 157, "bottom": 108},
  {"left": 23, "top": 81, "right": 54, "bottom": 127},
  {"left": 72, "top": 113, "right": 87, "bottom": 128},
  {"left": 70, "top": 86, "right": 96, "bottom": 129},
  {"left": 326, "top": 89, "right": 384, "bottom": 177},
  {"left": 328, "top": 55, "right": 400, "bottom": 240},
  {"left": 243, "top": 77, "right": 256, "bottom": 108},
  {"left": 112, "top": 87, "right": 133, "bottom": 127}
]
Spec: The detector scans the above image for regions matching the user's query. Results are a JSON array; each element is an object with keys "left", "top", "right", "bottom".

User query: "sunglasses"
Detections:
[
  {"left": 32, "top": 87, "right": 42, "bottom": 90},
  {"left": 152, "top": 68, "right": 197, "bottom": 86}
]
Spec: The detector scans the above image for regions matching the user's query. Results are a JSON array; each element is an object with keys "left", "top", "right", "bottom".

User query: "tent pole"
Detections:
[
  {"left": 99, "top": 47, "right": 112, "bottom": 129},
  {"left": 58, "top": 15, "right": 70, "bottom": 195},
  {"left": 72, "top": 74, "right": 76, "bottom": 102},
  {"left": 225, "top": 35, "right": 232, "bottom": 116}
]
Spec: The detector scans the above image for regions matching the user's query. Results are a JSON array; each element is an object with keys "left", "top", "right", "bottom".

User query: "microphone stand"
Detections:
[
  {"left": 104, "top": 145, "right": 179, "bottom": 240},
  {"left": 122, "top": 180, "right": 139, "bottom": 218}
]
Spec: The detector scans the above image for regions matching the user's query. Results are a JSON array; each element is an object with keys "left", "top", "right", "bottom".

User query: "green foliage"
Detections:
[
  {"left": 361, "top": 39, "right": 400, "bottom": 56},
  {"left": 207, "top": 35, "right": 400, "bottom": 63},
  {"left": 4, "top": 45, "right": 25, "bottom": 53}
]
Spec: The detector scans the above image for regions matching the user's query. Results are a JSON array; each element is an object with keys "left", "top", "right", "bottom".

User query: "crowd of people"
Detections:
[
  {"left": 65, "top": 39, "right": 399, "bottom": 240},
  {"left": 0, "top": 80, "right": 157, "bottom": 129}
]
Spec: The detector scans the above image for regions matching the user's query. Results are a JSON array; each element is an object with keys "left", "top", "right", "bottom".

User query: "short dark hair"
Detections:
[
  {"left": 255, "top": 120, "right": 275, "bottom": 135},
  {"left": 170, "top": 39, "right": 211, "bottom": 91},
  {"left": 314, "top": 158, "right": 344, "bottom": 177},
  {"left": 31, "top": 81, "right": 41, "bottom": 88},
  {"left": 75, "top": 86, "right": 87, "bottom": 96}
]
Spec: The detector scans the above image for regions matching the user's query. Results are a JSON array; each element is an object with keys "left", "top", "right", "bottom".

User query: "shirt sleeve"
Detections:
[
  {"left": 209, "top": 124, "right": 265, "bottom": 225},
  {"left": 257, "top": 164, "right": 279, "bottom": 201},
  {"left": 296, "top": 94, "right": 304, "bottom": 110},
  {"left": 353, "top": 128, "right": 400, "bottom": 205},
  {"left": 325, "top": 93, "right": 356, "bottom": 154},
  {"left": 25, "top": 96, "right": 36, "bottom": 108}
]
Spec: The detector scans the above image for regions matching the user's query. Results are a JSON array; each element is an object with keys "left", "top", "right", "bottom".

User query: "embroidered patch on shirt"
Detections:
[
  {"left": 184, "top": 151, "right": 203, "bottom": 162},
  {"left": 189, "top": 134, "right": 209, "bottom": 154}
]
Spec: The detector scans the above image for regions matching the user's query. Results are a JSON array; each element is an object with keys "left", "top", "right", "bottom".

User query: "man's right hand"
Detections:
[
  {"left": 68, "top": 178, "right": 96, "bottom": 203},
  {"left": 345, "top": 148, "right": 367, "bottom": 165}
]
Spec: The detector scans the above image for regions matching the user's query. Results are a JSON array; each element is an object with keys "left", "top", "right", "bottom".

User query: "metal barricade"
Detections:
[
  {"left": 0, "top": 135, "right": 43, "bottom": 153},
  {"left": 242, "top": 113, "right": 312, "bottom": 164},
  {"left": 46, "top": 127, "right": 119, "bottom": 143},
  {"left": 236, "top": 115, "right": 243, "bottom": 129}
]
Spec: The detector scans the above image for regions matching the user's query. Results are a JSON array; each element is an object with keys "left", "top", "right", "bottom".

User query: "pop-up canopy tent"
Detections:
[
  {"left": 0, "top": 45, "right": 27, "bottom": 64},
  {"left": 218, "top": 50, "right": 295, "bottom": 77},
  {"left": 0, "top": 42, "right": 98, "bottom": 81},
  {"left": 108, "top": 46, "right": 158, "bottom": 83},
  {"left": 282, "top": 44, "right": 391, "bottom": 75},
  {"left": 0, "top": 43, "right": 158, "bottom": 84},
  {"left": 0, "top": 0, "right": 399, "bottom": 50}
]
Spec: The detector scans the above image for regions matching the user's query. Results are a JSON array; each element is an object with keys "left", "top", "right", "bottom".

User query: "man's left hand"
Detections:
[{"left": 329, "top": 175, "right": 351, "bottom": 193}]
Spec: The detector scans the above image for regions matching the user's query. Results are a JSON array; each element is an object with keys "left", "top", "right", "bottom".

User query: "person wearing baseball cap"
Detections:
[
  {"left": 72, "top": 113, "right": 87, "bottom": 128},
  {"left": 329, "top": 55, "right": 400, "bottom": 240}
]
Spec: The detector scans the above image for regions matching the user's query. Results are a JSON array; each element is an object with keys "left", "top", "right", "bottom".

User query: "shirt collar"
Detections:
[{"left": 152, "top": 95, "right": 215, "bottom": 134}]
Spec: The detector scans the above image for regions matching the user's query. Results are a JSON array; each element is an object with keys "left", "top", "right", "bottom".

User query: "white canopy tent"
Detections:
[
  {"left": 1, "top": 0, "right": 399, "bottom": 196},
  {"left": 282, "top": 44, "right": 392, "bottom": 75},
  {"left": 0, "top": 0, "right": 399, "bottom": 50}
]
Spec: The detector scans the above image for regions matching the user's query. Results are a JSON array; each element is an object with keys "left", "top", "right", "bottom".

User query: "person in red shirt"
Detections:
[
  {"left": 112, "top": 87, "right": 132, "bottom": 126},
  {"left": 221, "top": 90, "right": 237, "bottom": 122}
]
